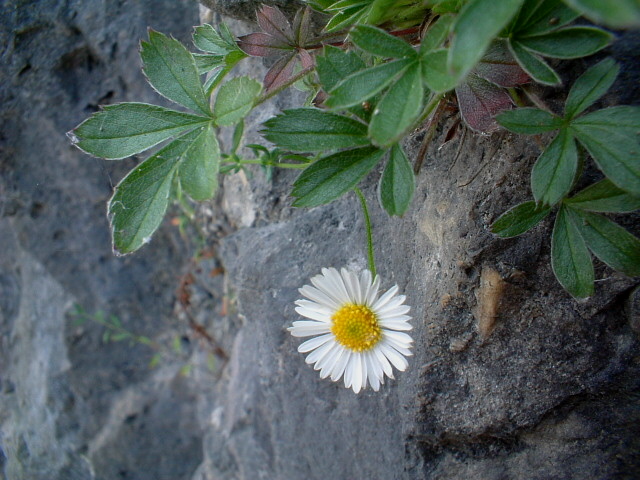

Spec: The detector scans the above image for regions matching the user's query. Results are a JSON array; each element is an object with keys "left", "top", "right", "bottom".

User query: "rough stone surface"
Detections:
[{"left": 1, "top": 1, "right": 639, "bottom": 479}]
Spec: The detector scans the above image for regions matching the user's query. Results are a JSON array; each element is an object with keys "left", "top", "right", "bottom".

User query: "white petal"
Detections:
[
  {"left": 295, "top": 299, "right": 334, "bottom": 316},
  {"left": 373, "top": 347, "right": 394, "bottom": 379},
  {"left": 318, "top": 344, "right": 342, "bottom": 379},
  {"left": 288, "top": 321, "right": 331, "bottom": 337},
  {"left": 365, "top": 274, "right": 381, "bottom": 306},
  {"left": 379, "top": 342, "right": 409, "bottom": 371},
  {"left": 383, "top": 330, "right": 414, "bottom": 346},
  {"left": 379, "top": 319, "right": 413, "bottom": 331},
  {"left": 330, "top": 349, "right": 350, "bottom": 382},
  {"left": 298, "top": 334, "right": 333, "bottom": 353},
  {"left": 305, "top": 340, "right": 335, "bottom": 365},
  {"left": 322, "top": 268, "right": 351, "bottom": 304},
  {"left": 341, "top": 268, "right": 362, "bottom": 304},
  {"left": 359, "top": 270, "right": 372, "bottom": 301},
  {"left": 364, "top": 352, "right": 381, "bottom": 391},
  {"left": 299, "top": 285, "right": 340, "bottom": 309},
  {"left": 344, "top": 354, "right": 355, "bottom": 389},
  {"left": 378, "top": 306, "right": 411, "bottom": 319},
  {"left": 295, "top": 305, "right": 332, "bottom": 323},
  {"left": 351, "top": 354, "right": 363, "bottom": 394},
  {"left": 372, "top": 285, "right": 399, "bottom": 311},
  {"left": 376, "top": 295, "right": 407, "bottom": 316}
]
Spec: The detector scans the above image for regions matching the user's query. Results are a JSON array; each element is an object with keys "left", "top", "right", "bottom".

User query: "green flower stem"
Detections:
[
  {"left": 254, "top": 65, "right": 315, "bottom": 106},
  {"left": 355, "top": 187, "right": 376, "bottom": 278},
  {"left": 222, "top": 159, "right": 308, "bottom": 169}
]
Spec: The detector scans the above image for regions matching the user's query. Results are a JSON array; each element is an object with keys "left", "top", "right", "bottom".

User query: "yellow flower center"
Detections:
[{"left": 331, "top": 303, "right": 381, "bottom": 352}]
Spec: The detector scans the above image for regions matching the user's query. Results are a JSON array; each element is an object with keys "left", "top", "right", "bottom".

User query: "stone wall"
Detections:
[{"left": 1, "top": 1, "right": 639, "bottom": 479}]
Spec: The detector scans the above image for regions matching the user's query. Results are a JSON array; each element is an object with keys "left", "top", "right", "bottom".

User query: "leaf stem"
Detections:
[
  {"left": 222, "top": 158, "right": 308, "bottom": 169},
  {"left": 355, "top": 187, "right": 376, "bottom": 278},
  {"left": 254, "top": 65, "right": 315, "bottom": 106}
]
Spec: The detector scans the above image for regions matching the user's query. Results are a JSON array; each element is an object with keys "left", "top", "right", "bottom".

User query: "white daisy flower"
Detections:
[{"left": 288, "top": 267, "right": 413, "bottom": 394}]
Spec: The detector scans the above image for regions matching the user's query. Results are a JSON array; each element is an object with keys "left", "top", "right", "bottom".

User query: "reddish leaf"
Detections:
[
  {"left": 238, "top": 32, "right": 291, "bottom": 57},
  {"left": 293, "top": 6, "right": 313, "bottom": 45},
  {"left": 474, "top": 41, "right": 530, "bottom": 87},
  {"left": 298, "top": 49, "right": 315, "bottom": 69},
  {"left": 456, "top": 74, "right": 513, "bottom": 133},
  {"left": 257, "top": 5, "right": 294, "bottom": 44},
  {"left": 264, "top": 53, "right": 298, "bottom": 92}
]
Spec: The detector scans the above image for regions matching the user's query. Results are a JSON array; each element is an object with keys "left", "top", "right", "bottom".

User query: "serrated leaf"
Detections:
[
  {"left": 572, "top": 106, "right": 640, "bottom": 133},
  {"left": 350, "top": 25, "right": 417, "bottom": 58},
  {"left": 455, "top": 74, "right": 514, "bottom": 133},
  {"left": 237, "top": 33, "right": 292, "bottom": 57},
  {"left": 421, "top": 14, "right": 454, "bottom": 53},
  {"left": 421, "top": 49, "right": 459, "bottom": 93},
  {"left": 517, "top": 27, "right": 612, "bottom": 59},
  {"left": 562, "top": 0, "right": 640, "bottom": 28},
  {"left": 204, "top": 50, "right": 247, "bottom": 95},
  {"left": 325, "top": 5, "right": 368, "bottom": 33},
  {"left": 178, "top": 124, "right": 220, "bottom": 201},
  {"left": 509, "top": 40, "right": 561, "bottom": 85},
  {"left": 570, "top": 208, "right": 640, "bottom": 276},
  {"left": 292, "top": 147, "right": 384, "bottom": 207},
  {"left": 566, "top": 179, "right": 640, "bottom": 213},
  {"left": 264, "top": 53, "right": 298, "bottom": 93},
  {"left": 193, "top": 24, "right": 234, "bottom": 55},
  {"left": 448, "top": 0, "right": 524, "bottom": 80},
  {"left": 368, "top": 0, "right": 397, "bottom": 23},
  {"left": 473, "top": 40, "right": 530, "bottom": 87},
  {"left": 193, "top": 53, "right": 225, "bottom": 74},
  {"left": 316, "top": 45, "right": 367, "bottom": 91},
  {"left": 257, "top": 5, "right": 294, "bottom": 43},
  {"left": 571, "top": 110, "right": 640, "bottom": 196},
  {"left": 565, "top": 58, "right": 619, "bottom": 119},
  {"left": 551, "top": 205, "right": 594, "bottom": 298},
  {"left": 214, "top": 76, "right": 262, "bottom": 126},
  {"left": 379, "top": 144, "right": 415, "bottom": 216},
  {"left": 369, "top": 63, "right": 423, "bottom": 146},
  {"left": 326, "top": 59, "right": 412, "bottom": 109},
  {"left": 262, "top": 108, "right": 370, "bottom": 152},
  {"left": 496, "top": 107, "right": 563, "bottom": 134},
  {"left": 141, "top": 30, "right": 210, "bottom": 115},
  {"left": 512, "top": 0, "right": 579, "bottom": 36},
  {"left": 109, "top": 131, "right": 201, "bottom": 255},
  {"left": 293, "top": 6, "right": 313, "bottom": 45},
  {"left": 531, "top": 128, "right": 578, "bottom": 206},
  {"left": 69, "top": 103, "right": 210, "bottom": 159},
  {"left": 491, "top": 200, "right": 551, "bottom": 237}
]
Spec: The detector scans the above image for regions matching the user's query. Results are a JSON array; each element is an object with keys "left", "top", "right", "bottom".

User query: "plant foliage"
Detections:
[{"left": 69, "top": 0, "right": 640, "bottom": 299}]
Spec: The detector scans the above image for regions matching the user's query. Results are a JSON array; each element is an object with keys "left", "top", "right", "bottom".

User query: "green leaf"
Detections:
[
  {"left": 193, "top": 24, "right": 234, "bottom": 55},
  {"left": 324, "top": 4, "right": 368, "bottom": 32},
  {"left": 292, "top": 146, "right": 384, "bottom": 207},
  {"left": 565, "top": 58, "right": 619, "bottom": 119},
  {"left": 379, "top": 144, "right": 415, "bottom": 216},
  {"left": 325, "top": 58, "right": 412, "bottom": 109},
  {"left": 367, "top": 0, "right": 398, "bottom": 23},
  {"left": 496, "top": 107, "right": 563, "bottom": 134},
  {"left": 516, "top": 27, "right": 613, "bottom": 59},
  {"left": 262, "top": 108, "right": 370, "bottom": 152},
  {"left": 69, "top": 103, "right": 210, "bottom": 159},
  {"left": 490, "top": 200, "right": 551, "bottom": 237},
  {"left": 566, "top": 179, "right": 640, "bottom": 213},
  {"left": 178, "top": 124, "right": 220, "bottom": 201},
  {"left": 193, "top": 53, "right": 225, "bottom": 74},
  {"left": 551, "top": 205, "right": 594, "bottom": 298},
  {"left": 369, "top": 63, "right": 423, "bottom": 146},
  {"left": 511, "top": 0, "right": 579, "bottom": 36},
  {"left": 531, "top": 128, "right": 578, "bottom": 206},
  {"left": 421, "top": 49, "right": 459, "bottom": 93},
  {"left": 562, "top": 0, "right": 640, "bottom": 28},
  {"left": 570, "top": 208, "right": 640, "bottom": 276},
  {"left": 214, "top": 76, "right": 262, "bottom": 126},
  {"left": 108, "top": 131, "right": 201, "bottom": 255},
  {"left": 448, "top": 0, "right": 524, "bottom": 79},
  {"left": 420, "top": 14, "right": 454, "bottom": 53},
  {"left": 316, "top": 45, "right": 367, "bottom": 92},
  {"left": 204, "top": 50, "right": 247, "bottom": 95},
  {"left": 141, "top": 30, "right": 210, "bottom": 115},
  {"left": 350, "top": 25, "right": 417, "bottom": 58},
  {"left": 509, "top": 40, "right": 561, "bottom": 85},
  {"left": 571, "top": 109, "right": 640, "bottom": 195}
]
